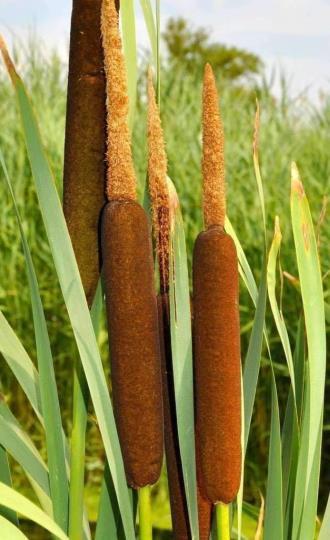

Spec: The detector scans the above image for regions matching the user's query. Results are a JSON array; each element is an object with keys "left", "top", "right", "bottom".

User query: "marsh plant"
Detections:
[{"left": 0, "top": 1, "right": 328, "bottom": 539}]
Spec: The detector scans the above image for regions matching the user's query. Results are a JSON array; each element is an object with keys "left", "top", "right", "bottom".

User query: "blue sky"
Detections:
[{"left": 1, "top": 0, "right": 330, "bottom": 102}]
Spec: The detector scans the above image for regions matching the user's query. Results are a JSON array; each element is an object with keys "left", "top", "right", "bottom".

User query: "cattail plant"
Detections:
[
  {"left": 63, "top": 0, "right": 106, "bottom": 307},
  {"left": 63, "top": 2, "right": 108, "bottom": 537},
  {"left": 100, "top": 2, "right": 163, "bottom": 534},
  {"left": 148, "top": 70, "right": 213, "bottom": 540},
  {"left": 193, "top": 64, "right": 241, "bottom": 532},
  {"left": 148, "top": 70, "right": 189, "bottom": 538}
]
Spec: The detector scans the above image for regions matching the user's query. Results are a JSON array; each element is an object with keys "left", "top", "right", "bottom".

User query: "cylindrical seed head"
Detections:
[
  {"left": 193, "top": 226, "right": 241, "bottom": 503},
  {"left": 63, "top": 0, "right": 106, "bottom": 306},
  {"left": 101, "top": 200, "right": 163, "bottom": 487}
]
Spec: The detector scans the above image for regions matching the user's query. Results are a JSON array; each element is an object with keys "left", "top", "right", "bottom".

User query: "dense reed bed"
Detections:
[{"left": 0, "top": 2, "right": 328, "bottom": 539}]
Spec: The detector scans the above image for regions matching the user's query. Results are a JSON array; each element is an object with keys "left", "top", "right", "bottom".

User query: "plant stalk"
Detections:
[
  {"left": 69, "top": 283, "right": 102, "bottom": 539},
  {"left": 216, "top": 503, "right": 230, "bottom": 540},
  {"left": 69, "top": 359, "right": 88, "bottom": 540},
  {"left": 138, "top": 485, "right": 152, "bottom": 540}
]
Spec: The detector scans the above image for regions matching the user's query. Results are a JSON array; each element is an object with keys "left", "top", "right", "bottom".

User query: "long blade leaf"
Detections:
[
  {"left": 0, "top": 482, "right": 68, "bottom": 540},
  {"left": 0, "top": 150, "right": 69, "bottom": 532},
  {"left": 0, "top": 42, "right": 135, "bottom": 538},
  {"left": 169, "top": 181, "right": 199, "bottom": 539}
]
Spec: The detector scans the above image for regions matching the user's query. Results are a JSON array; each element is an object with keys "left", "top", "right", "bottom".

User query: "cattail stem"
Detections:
[
  {"left": 69, "top": 286, "right": 102, "bottom": 539},
  {"left": 138, "top": 485, "right": 152, "bottom": 540},
  {"left": 69, "top": 360, "right": 88, "bottom": 540},
  {"left": 216, "top": 503, "right": 230, "bottom": 540},
  {"left": 157, "top": 295, "right": 191, "bottom": 538}
]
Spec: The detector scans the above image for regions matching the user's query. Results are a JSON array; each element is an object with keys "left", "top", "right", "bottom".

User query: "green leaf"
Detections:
[
  {"left": 0, "top": 516, "right": 28, "bottom": 540},
  {"left": 243, "top": 253, "right": 267, "bottom": 453},
  {"left": 267, "top": 216, "right": 297, "bottom": 406},
  {"left": 0, "top": 482, "right": 68, "bottom": 540},
  {"left": 225, "top": 217, "right": 258, "bottom": 304},
  {"left": 0, "top": 151, "right": 69, "bottom": 531},
  {"left": 0, "top": 402, "right": 50, "bottom": 499},
  {"left": 319, "top": 491, "right": 330, "bottom": 540},
  {"left": 139, "top": 0, "right": 157, "bottom": 64},
  {"left": 263, "top": 372, "right": 283, "bottom": 540},
  {"left": 95, "top": 464, "right": 123, "bottom": 540},
  {"left": 252, "top": 100, "right": 266, "bottom": 236},
  {"left": 0, "top": 310, "right": 42, "bottom": 422},
  {"left": 0, "top": 446, "right": 18, "bottom": 525},
  {"left": 0, "top": 43, "right": 135, "bottom": 539},
  {"left": 169, "top": 180, "right": 199, "bottom": 539},
  {"left": 69, "top": 283, "right": 102, "bottom": 540},
  {"left": 290, "top": 163, "right": 326, "bottom": 540},
  {"left": 282, "top": 318, "right": 305, "bottom": 538}
]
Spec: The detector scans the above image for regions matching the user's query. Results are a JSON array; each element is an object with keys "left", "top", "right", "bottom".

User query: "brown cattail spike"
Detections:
[
  {"left": 147, "top": 69, "right": 170, "bottom": 293},
  {"left": 63, "top": 0, "right": 106, "bottom": 306},
  {"left": 202, "top": 63, "right": 226, "bottom": 229},
  {"left": 193, "top": 227, "right": 241, "bottom": 503},
  {"left": 101, "top": 0, "right": 137, "bottom": 201},
  {"left": 102, "top": 201, "right": 163, "bottom": 487}
]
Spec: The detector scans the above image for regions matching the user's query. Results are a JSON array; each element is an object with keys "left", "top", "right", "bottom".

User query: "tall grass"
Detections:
[{"left": 0, "top": 5, "right": 329, "bottom": 538}]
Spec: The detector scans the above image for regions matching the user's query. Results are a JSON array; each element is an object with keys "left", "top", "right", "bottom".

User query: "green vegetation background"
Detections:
[{"left": 0, "top": 21, "right": 329, "bottom": 531}]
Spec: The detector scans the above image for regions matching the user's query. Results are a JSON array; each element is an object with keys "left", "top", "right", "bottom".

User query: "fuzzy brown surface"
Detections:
[
  {"left": 101, "top": 200, "right": 163, "bottom": 487},
  {"left": 101, "top": 0, "right": 137, "bottom": 201},
  {"left": 157, "top": 294, "right": 191, "bottom": 539},
  {"left": 202, "top": 63, "right": 226, "bottom": 229},
  {"left": 193, "top": 226, "right": 241, "bottom": 503},
  {"left": 194, "top": 305, "right": 213, "bottom": 540},
  {"left": 197, "top": 482, "right": 213, "bottom": 540},
  {"left": 147, "top": 71, "right": 170, "bottom": 293},
  {"left": 63, "top": 0, "right": 106, "bottom": 306}
]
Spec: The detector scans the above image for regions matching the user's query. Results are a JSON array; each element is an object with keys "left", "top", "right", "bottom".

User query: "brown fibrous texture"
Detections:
[
  {"left": 193, "top": 226, "right": 241, "bottom": 503},
  {"left": 63, "top": 0, "right": 106, "bottom": 306},
  {"left": 202, "top": 63, "right": 226, "bottom": 229},
  {"left": 147, "top": 70, "right": 170, "bottom": 293},
  {"left": 101, "top": 200, "right": 163, "bottom": 487},
  {"left": 101, "top": 0, "right": 137, "bottom": 201},
  {"left": 194, "top": 304, "right": 213, "bottom": 540},
  {"left": 197, "top": 482, "right": 213, "bottom": 540},
  {"left": 157, "top": 294, "right": 191, "bottom": 538}
]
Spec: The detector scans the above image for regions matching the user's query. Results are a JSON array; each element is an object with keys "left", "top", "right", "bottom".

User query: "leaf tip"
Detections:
[
  {"left": 291, "top": 161, "right": 305, "bottom": 198},
  {"left": 253, "top": 98, "right": 260, "bottom": 157},
  {"left": 0, "top": 36, "right": 18, "bottom": 84},
  {"left": 274, "top": 215, "right": 282, "bottom": 240},
  {"left": 167, "top": 177, "right": 180, "bottom": 230}
]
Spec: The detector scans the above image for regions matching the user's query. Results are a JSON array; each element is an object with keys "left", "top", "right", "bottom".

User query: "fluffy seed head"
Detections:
[
  {"left": 147, "top": 68, "right": 170, "bottom": 293},
  {"left": 101, "top": 0, "right": 136, "bottom": 201},
  {"left": 202, "top": 63, "right": 226, "bottom": 228}
]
